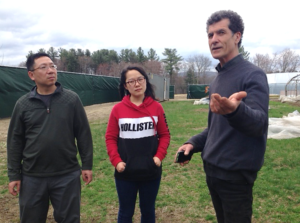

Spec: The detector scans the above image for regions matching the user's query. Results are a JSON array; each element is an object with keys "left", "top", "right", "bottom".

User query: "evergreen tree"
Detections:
[
  {"left": 185, "top": 67, "right": 196, "bottom": 85},
  {"left": 161, "top": 48, "right": 182, "bottom": 84},
  {"left": 47, "top": 47, "right": 58, "bottom": 61},
  {"left": 38, "top": 48, "right": 46, "bottom": 53},
  {"left": 76, "top": 49, "right": 85, "bottom": 57},
  {"left": 239, "top": 45, "right": 250, "bottom": 61},
  {"left": 85, "top": 49, "right": 91, "bottom": 57},
  {"left": 147, "top": 48, "right": 160, "bottom": 61},
  {"left": 136, "top": 47, "right": 147, "bottom": 63},
  {"left": 26, "top": 50, "right": 34, "bottom": 59},
  {"left": 66, "top": 48, "right": 79, "bottom": 72},
  {"left": 108, "top": 50, "right": 119, "bottom": 63},
  {"left": 119, "top": 49, "right": 137, "bottom": 63}
]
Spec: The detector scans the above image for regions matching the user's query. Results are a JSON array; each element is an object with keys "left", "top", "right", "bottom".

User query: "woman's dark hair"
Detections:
[
  {"left": 206, "top": 10, "right": 244, "bottom": 48},
  {"left": 26, "top": 52, "right": 51, "bottom": 71},
  {"left": 119, "top": 66, "right": 156, "bottom": 100}
]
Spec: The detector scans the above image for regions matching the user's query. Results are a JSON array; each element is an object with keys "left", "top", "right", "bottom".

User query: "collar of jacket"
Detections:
[{"left": 29, "top": 82, "right": 63, "bottom": 99}]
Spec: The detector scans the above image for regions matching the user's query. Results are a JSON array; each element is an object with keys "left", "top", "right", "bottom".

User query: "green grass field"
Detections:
[{"left": 1, "top": 100, "right": 299, "bottom": 222}]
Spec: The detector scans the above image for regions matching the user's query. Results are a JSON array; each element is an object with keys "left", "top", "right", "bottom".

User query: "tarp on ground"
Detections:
[{"left": 268, "top": 110, "right": 300, "bottom": 139}]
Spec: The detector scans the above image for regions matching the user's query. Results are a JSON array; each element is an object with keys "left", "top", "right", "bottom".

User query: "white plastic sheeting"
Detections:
[
  {"left": 193, "top": 97, "right": 300, "bottom": 139},
  {"left": 266, "top": 73, "right": 298, "bottom": 84},
  {"left": 268, "top": 110, "right": 300, "bottom": 139},
  {"left": 279, "top": 95, "right": 300, "bottom": 103},
  {"left": 193, "top": 98, "right": 209, "bottom": 105}
]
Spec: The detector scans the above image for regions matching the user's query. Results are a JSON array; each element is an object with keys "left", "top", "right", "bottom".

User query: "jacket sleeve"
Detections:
[
  {"left": 7, "top": 101, "right": 25, "bottom": 181},
  {"left": 185, "top": 128, "right": 208, "bottom": 153},
  {"left": 105, "top": 106, "right": 123, "bottom": 167},
  {"left": 73, "top": 97, "right": 93, "bottom": 170},
  {"left": 154, "top": 104, "right": 170, "bottom": 161},
  {"left": 225, "top": 70, "right": 269, "bottom": 137}
]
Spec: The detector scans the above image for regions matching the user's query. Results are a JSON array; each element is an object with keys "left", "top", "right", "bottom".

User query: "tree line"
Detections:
[
  {"left": 19, "top": 46, "right": 212, "bottom": 89},
  {"left": 21, "top": 47, "right": 168, "bottom": 77},
  {"left": 251, "top": 48, "right": 300, "bottom": 73},
  {"left": 18, "top": 46, "right": 300, "bottom": 94}
]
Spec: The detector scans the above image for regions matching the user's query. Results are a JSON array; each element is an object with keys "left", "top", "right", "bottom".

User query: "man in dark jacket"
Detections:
[
  {"left": 7, "top": 52, "right": 93, "bottom": 223},
  {"left": 175, "top": 10, "right": 269, "bottom": 223}
]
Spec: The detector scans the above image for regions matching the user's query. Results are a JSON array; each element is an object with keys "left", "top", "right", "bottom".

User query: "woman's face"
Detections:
[{"left": 124, "top": 69, "right": 147, "bottom": 99}]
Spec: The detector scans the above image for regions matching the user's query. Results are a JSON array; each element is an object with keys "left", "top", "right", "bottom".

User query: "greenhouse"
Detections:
[{"left": 267, "top": 72, "right": 299, "bottom": 95}]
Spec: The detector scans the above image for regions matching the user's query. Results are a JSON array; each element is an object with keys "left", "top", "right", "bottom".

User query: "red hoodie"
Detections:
[{"left": 105, "top": 95, "right": 170, "bottom": 181}]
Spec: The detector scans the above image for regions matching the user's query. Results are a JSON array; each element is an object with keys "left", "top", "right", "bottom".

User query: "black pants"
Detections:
[
  {"left": 19, "top": 170, "right": 81, "bottom": 223},
  {"left": 206, "top": 175, "right": 254, "bottom": 223},
  {"left": 115, "top": 177, "right": 161, "bottom": 223}
]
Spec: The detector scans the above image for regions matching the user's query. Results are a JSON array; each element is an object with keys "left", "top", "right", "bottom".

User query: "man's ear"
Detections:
[
  {"left": 235, "top": 32, "right": 241, "bottom": 45},
  {"left": 28, "top": 71, "right": 35, "bottom": 81}
]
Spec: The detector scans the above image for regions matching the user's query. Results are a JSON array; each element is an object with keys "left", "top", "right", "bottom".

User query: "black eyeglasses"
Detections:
[
  {"left": 31, "top": 64, "right": 57, "bottom": 72},
  {"left": 126, "top": 77, "right": 145, "bottom": 86}
]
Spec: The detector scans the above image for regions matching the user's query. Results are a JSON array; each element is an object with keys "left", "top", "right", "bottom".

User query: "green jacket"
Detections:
[{"left": 7, "top": 82, "right": 93, "bottom": 181}]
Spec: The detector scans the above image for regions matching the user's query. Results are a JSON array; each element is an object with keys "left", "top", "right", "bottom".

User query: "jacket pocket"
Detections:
[{"left": 124, "top": 155, "right": 158, "bottom": 175}]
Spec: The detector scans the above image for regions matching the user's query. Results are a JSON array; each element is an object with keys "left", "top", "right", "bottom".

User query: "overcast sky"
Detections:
[{"left": 1, "top": 0, "right": 299, "bottom": 67}]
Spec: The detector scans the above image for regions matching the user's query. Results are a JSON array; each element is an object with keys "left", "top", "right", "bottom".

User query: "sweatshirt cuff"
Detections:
[
  {"left": 155, "top": 150, "right": 166, "bottom": 161},
  {"left": 112, "top": 157, "right": 123, "bottom": 167}
]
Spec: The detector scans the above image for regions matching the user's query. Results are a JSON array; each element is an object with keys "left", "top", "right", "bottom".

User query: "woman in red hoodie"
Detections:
[{"left": 105, "top": 66, "right": 170, "bottom": 223}]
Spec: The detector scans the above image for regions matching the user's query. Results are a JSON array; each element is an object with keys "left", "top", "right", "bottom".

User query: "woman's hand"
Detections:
[
  {"left": 116, "top": 162, "right": 126, "bottom": 172},
  {"left": 153, "top": 157, "right": 161, "bottom": 167}
]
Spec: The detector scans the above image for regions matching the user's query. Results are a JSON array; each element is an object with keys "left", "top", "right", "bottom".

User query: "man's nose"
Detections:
[{"left": 210, "top": 35, "right": 218, "bottom": 44}]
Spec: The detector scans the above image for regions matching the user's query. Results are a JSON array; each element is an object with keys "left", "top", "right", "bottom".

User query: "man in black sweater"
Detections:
[
  {"left": 175, "top": 10, "right": 269, "bottom": 223},
  {"left": 7, "top": 53, "right": 93, "bottom": 223}
]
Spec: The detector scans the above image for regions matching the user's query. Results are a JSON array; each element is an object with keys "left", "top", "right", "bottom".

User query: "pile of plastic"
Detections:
[
  {"left": 279, "top": 95, "right": 300, "bottom": 103},
  {"left": 193, "top": 97, "right": 300, "bottom": 139},
  {"left": 268, "top": 110, "right": 300, "bottom": 139},
  {"left": 193, "top": 98, "right": 209, "bottom": 105}
]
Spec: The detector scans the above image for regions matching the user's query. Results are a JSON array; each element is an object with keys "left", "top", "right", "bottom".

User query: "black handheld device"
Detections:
[{"left": 175, "top": 151, "right": 192, "bottom": 163}]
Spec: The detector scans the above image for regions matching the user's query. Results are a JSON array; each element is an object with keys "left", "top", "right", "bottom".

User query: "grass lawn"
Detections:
[{"left": 1, "top": 100, "right": 299, "bottom": 222}]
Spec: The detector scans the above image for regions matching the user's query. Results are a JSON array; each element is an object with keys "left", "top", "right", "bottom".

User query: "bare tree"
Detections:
[
  {"left": 173, "top": 74, "right": 186, "bottom": 94},
  {"left": 277, "top": 48, "right": 300, "bottom": 72},
  {"left": 78, "top": 56, "right": 93, "bottom": 74},
  {"left": 144, "top": 60, "right": 164, "bottom": 75},
  {"left": 187, "top": 54, "right": 212, "bottom": 84},
  {"left": 18, "top": 61, "right": 26, "bottom": 67},
  {"left": 251, "top": 53, "right": 277, "bottom": 73},
  {"left": 109, "top": 61, "right": 128, "bottom": 77},
  {"left": 96, "top": 63, "right": 111, "bottom": 76}
]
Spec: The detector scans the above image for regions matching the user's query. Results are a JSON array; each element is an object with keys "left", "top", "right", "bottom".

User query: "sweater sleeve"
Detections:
[
  {"left": 186, "top": 127, "right": 208, "bottom": 153},
  {"left": 225, "top": 69, "right": 269, "bottom": 137},
  {"left": 154, "top": 104, "right": 170, "bottom": 161},
  {"left": 74, "top": 97, "right": 93, "bottom": 170},
  {"left": 7, "top": 101, "right": 25, "bottom": 182},
  {"left": 105, "top": 106, "right": 123, "bottom": 167}
]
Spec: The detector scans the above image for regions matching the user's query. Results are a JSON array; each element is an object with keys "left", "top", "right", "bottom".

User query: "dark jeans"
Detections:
[
  {"left": 19, "top": 170, "right": 81, "bottom": 223},
  {"left": 206, "top": 175, "right": 254, "bottom": 223},
  {"left": 115, "top": 177, "right": 161, "bottom": 223}
]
